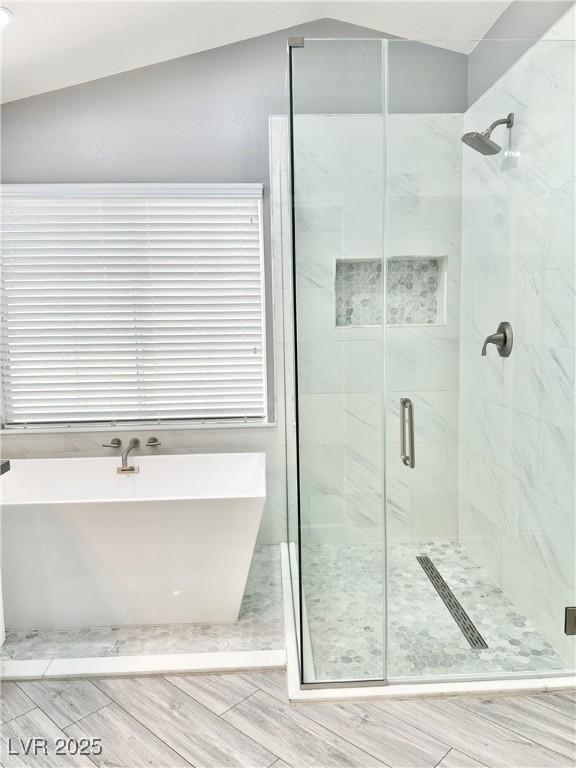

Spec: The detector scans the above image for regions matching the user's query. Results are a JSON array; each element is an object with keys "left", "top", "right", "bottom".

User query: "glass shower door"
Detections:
[{"left": 288, "top": 38, "right": 388, "bottom": 684}]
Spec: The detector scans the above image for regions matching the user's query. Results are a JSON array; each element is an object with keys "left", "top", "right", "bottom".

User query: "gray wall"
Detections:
[
  {"left": 388, "top": 41, "right": 469, "bottom": 114},
  {"left": 0, "top": 17, "right": 467, "bottom": 184},
  {"left": 292, "top": 38, "right": 467, "bottom": 114},
  {"left": 468, "top": 0, "right": 574, "bottom": 105}
]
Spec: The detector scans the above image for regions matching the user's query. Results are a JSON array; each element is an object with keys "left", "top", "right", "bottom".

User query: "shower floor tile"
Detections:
[
  {"left": 302, "top": 540, "right": 566, "bottom": 682},
  {"left": 1, "top": 545, "right": 283, "bottom": 661}
]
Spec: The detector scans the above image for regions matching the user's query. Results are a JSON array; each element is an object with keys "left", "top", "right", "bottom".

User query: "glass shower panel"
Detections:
[
  {"left": 385, "top": 37, "right": 576, "bottom": 681},
  {"left": 289, "top": 39, "right": 387, "bottom": 684}
]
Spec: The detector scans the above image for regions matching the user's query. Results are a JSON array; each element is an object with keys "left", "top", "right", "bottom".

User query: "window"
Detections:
[{"left": 1, "top": 183, "right": 267, "bottom": 427}]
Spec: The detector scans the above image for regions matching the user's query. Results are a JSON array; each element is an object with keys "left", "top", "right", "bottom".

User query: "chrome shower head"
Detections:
[{"left": 461, "top": 112, "right": 514, "bottom": 155}]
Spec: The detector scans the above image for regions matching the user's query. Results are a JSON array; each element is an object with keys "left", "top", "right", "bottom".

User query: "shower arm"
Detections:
[{"left": 484, "top": 113, "right": 515, "bottom": 137}]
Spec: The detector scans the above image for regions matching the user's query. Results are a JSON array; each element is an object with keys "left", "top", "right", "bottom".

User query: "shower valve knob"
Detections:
[{"left": 481, "top": 321, "right": 513, "bottom": 358}]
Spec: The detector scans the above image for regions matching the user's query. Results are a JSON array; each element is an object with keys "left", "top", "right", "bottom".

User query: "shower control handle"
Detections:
[
  {"left": 400, "top": 397, "right": 415, "bottom": 469},
  {"left": 481, "top": 321, "right": 513, "bottom": 357}
]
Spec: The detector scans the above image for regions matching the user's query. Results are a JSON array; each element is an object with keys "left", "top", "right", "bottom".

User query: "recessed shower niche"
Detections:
[{"left": 334, "top": 256, "right": 446, "bottom": 327}]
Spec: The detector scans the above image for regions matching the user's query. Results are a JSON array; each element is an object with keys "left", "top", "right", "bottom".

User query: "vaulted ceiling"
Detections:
[{"left": 0, "top": 0, "right": 511, "bottom": 103}]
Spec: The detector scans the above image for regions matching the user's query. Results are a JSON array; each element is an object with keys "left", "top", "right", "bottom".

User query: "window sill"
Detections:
[{"left": 1, "top": 420, "right": 277, "bottom": 436}]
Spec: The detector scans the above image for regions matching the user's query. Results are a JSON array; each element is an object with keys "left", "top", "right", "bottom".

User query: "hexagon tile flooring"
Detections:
[
  {"left": 1, "top": 545, "right": 283, "bottom": 660},
  {"left": 3, "top": 540, "right": 568, "bottom": 685},
  {"left": 301, "top": 540, "right": 566, "bottom": 682}
]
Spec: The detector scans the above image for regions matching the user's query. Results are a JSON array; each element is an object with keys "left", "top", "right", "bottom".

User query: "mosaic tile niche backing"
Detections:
[
  {"left": 335, "top": 258, "right": 442, "bottom": 327},
  {"left": 388, "top": 257, "right": 441, "bottom": 325}
]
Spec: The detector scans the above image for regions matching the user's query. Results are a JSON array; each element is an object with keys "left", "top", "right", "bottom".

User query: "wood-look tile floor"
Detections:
[{"left": 0, "top": 671, "right": 574, "bottom": 768}]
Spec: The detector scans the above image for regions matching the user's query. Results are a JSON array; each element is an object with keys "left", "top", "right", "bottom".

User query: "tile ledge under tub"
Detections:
[
  {"left": 0, "top": 659, "right": 52, "bottom": 681},
  {"left": 0, "top": 649, "right": 286, "bottom": 681}
]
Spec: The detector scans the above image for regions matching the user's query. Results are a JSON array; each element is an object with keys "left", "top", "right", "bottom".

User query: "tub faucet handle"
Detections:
[
  {"left": 146, "top": 436, "right": 161, "bottom": 448},
  {"left": 102, "top": 437, "right": 122, "bottom": 449}
]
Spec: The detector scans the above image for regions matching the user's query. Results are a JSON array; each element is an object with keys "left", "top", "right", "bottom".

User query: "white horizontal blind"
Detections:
[{"left": 1, "top": 183, "right": 267, "bottom": 426}]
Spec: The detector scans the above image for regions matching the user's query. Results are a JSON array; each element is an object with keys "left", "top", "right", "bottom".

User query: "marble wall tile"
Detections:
[
  {"left": 386, "top": 477, "right": 412, "bottom": 543},
  {"left": 344, "top": 493, "right": 383, "bottom": 531},
  {"left": 299, "top": 444, "right": 345, "bottom": 496},
  {"left": 500, "top": 535, "right": 576, "bottom": 667},
  {"left": 458, "top": 501, "right": 506, "bottom": 586},
  {"left": 386, "top": 114, "right": 463, "bottom": 175},
  {"left": 385, "top": 113, "right": 462, "bottom": 543},
  {"left": 299, "top": 394, "right": 382, "bottom": 446},
  {"left": 296, "top": 174, "right": 384, "bottom": 233},
  {"left": 410, "top": 489, "right": 459, "bottom": 541},
  {"left": 295, "top": 231, "right": 342, "bottom": 291},
  {"left": 298, "top": 340, "right": 383, "bottom": 395},
  {"left": 459, "top": 446, "right": 520, "bottom": 534},
  {"left": 537, "top": 347, "right": 575, "bottom": 428},
  {"left": 517, "top": 483, "right": 575, "bottom": 591},
  {"left": 461, "top": 209, "right": 516, "bottom": 282},
  {"left": 343, "top": 444, "right": 384, "bottom": 496},
  {"left": 296, "top": 112, "right": 461, "bottom": 549},
  {"left": 386, "top": 390, "right": 458, "bottom": 445},
  {"left": 301, "top": 491, "right": 384, "bottom": 544},
  {"left": 385, "top": 439, "right": 458, "bottom": 543},
  {"left": 387, "top": 338, "right": 459, "bottom": 391},
  {"left": 459, "top": 28, "right": 576, "bottom": 664},
  {"left": 538, "top": 421, "right": 575, "bottom": 508},
  {"left": 293, "top": 114, "right": 384, "bottom": 177},
  {"left": 549, "top": 182, "right": 576, "bottom": 268},
  {"left": 301, "top": 492, "right": 349, "bottom": 541},
  {"left": 294, "top": 114, "right": 387, "bottom": 548},
  {"left": 295, "top": 283, "right": 340, "bottom": 343},
  {"left": 523, "top": 267, "right": 575, "bottom": 349},
  {"left": 387, "top": 172, "right": 462, "bottom": 231},
  {"left": 387, "top": 227, "right": 460, "bottom": 260}
]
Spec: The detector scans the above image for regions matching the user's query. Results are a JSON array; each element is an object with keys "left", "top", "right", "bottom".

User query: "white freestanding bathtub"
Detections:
[{"left": 0, "top": 452, "right": 266, "bottom": 629}]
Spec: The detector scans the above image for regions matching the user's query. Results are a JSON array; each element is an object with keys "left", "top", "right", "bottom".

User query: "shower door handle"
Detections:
[{"left": 400, "top": 398, "right": 415, "bottom": 468}]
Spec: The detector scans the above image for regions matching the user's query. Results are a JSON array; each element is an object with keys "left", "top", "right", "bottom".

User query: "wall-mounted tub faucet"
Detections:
[
  {"left": 482, "top": 321, "right": 513, "bottom": 357},
  {"left": 118, "top": 437, "right": 140, "bottom": 474}
]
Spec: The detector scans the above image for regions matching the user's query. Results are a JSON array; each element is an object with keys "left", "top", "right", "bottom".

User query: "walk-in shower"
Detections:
[{"left": 284, "top": 30, "right": 576, "bottom": 691}]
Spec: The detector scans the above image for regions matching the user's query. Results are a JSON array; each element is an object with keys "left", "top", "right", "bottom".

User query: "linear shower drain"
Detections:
[{"left": 416, "top": 555, "right": 488, "bottom": 650}]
